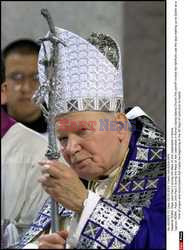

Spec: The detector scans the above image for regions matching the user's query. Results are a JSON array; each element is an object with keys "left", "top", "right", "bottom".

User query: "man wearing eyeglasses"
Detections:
[
  {"left": 1, "top": 39, "right": 50, "bottom": 248},
  {"left": 1, "top": 39, "right": 48, "bottom": 136}
]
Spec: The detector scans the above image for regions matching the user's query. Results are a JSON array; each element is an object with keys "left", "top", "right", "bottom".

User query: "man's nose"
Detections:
[
  {"left": 20, "top": 77, "right": 38, "bottom": 94},
  {"left": 20, "top": 79, "right": 33, "bottom": 94},
  {"left": 64, "top": 134, "right": 82, "bottom": 157}
]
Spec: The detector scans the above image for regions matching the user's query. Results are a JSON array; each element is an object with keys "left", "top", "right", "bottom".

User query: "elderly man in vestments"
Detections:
[{"left": 17, "top": 29, "right": 166, "bottom": 249}]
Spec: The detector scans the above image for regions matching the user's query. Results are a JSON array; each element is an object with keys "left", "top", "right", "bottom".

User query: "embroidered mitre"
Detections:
[{"left": 34, "top": 27, "right": 124, "bottom": 116}]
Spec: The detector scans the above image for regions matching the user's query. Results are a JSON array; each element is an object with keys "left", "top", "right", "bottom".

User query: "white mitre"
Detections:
[{"left": 35, "top": 27, "right": 124, "bottom": 116}]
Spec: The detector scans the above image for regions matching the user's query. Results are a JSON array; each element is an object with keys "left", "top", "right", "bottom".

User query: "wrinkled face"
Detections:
[
  {"left": 2, "top": 53, "right": 41, "bottom": 122},
  {"left": 55, "top": 112, "right": 129, "bottom": 180}
]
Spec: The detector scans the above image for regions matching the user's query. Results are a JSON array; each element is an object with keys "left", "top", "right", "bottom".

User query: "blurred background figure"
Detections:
[
  {"left": 1, "top": 107, "right": 49, "bottom": 248},
  {"left": 1, "top": 43, "right": 50, "bottom": 247},
  {"left": 1, "top": 39, "right": 48, "bottom": 136},
  {"left": 1, "top": 39, "right": 70, "bottom": 247}
]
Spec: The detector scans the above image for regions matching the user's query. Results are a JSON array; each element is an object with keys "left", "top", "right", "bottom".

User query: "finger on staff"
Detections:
[{"left": 39, "top": 161, "right": 61, "bottom": 179}]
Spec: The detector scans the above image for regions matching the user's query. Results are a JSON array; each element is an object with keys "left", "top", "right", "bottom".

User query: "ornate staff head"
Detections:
[{"left": 33, "top": 8, "right": 67, "bottom": 160}]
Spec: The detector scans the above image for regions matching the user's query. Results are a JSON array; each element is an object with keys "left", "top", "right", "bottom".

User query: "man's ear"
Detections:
[
  {"left": 1, "top": 82, "right": 8, "bottom": 105},
  {"left": 114, "top": 112, "right": 130, "bottom": 142}
]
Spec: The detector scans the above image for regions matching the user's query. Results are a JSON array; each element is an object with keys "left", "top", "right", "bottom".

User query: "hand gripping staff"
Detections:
[{"left": 33, "top": 8, "right": 67, "bottom": 233}]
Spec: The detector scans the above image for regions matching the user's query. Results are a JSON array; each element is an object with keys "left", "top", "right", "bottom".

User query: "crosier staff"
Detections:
[{"left": 33, "top": 8, "right": 66, "bottom": 233}]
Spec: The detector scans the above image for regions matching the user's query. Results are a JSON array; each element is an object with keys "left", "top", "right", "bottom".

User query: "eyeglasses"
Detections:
[
  {"left": 6, "top": 72, "right": 39, "bottom": 90},
  {"left": 6, "top": 72, "right": 39, "bottom": 82}
]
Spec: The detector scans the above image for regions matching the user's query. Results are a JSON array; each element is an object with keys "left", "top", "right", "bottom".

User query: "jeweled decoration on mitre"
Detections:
[{"left": 36, "top": 27, "right": 124, "bottom": 116}]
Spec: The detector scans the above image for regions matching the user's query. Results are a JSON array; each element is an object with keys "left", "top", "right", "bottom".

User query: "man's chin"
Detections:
[
  {"left": 14, "top": 109, "right": 41, "bottom": 122},
  {"left": 73, "top": 164, "right": 90, "bottom": 178},
  {"left": 72, "top": 160, "right": 104, "bottom": 180},
  {"left": 74, "top": 166, "right": 101, "bottom": 180},
  {"left": 73, "top": 161, "right": 89, "bottom": 172}
]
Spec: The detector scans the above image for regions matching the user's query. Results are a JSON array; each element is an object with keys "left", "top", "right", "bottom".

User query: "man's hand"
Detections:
[
  {"left": 38, "top": 231, "right": 68, "bottom": 249},
  {"left": 38, "top": 160, "right": 88, "bottom": 212}
]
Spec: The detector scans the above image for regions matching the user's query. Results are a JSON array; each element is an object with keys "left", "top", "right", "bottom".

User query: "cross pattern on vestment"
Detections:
[
  {"left": 146, "top": 178, "right": 159, "bottom": 189},
  {"left": 110, "top": 238, "right": 126, "bottom": 249},
  {"left": 136, "top": 147, "right": 149, "bottom": 161},
  {"left": 149, "top": 148, "right": 162, "bottom": 160},
  {"left": 132, "top": 180, "right": 145, "bottom": 191},
  {"left": 84, "top": 222, "right": 100, "bottom": 239},
  {"left": 97, "top": 229, "right": 113, "bottom": 247},
  {"left": 119, "top": 182, "right": 131, "bottom": 192}
]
